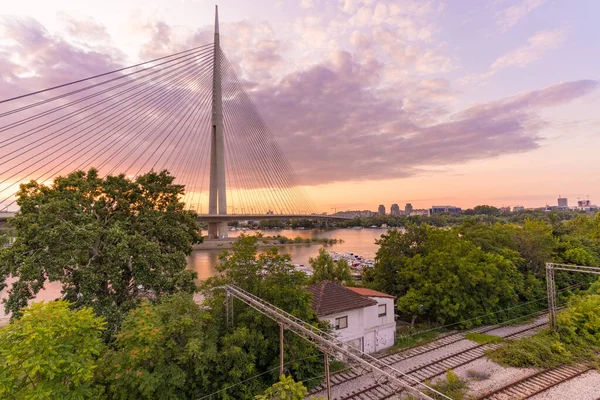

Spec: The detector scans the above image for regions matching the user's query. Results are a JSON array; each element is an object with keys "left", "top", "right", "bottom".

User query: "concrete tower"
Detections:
[{"left": 208, "top": 5, "right": 228, "bottom": 238}]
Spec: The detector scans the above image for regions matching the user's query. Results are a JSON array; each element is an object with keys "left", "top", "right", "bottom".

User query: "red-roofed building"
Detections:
[{"left": 305, "top": 281, "right": 396, "bottom": 354}]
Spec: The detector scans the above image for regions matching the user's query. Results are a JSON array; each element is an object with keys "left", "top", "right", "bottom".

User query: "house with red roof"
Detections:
[{"left": 305, "top": 281, "right": 396, "bottom": 354}]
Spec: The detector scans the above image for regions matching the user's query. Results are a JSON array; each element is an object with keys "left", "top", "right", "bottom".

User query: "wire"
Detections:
[
  {"left": 195, "top": 353, "right": 324, "bottom": 400},
  {"left": 0, "top": 43, "right": 212, "bottom": 106},
  {"left": 400, "top": 281, "right": 586, "bottom": 338}
]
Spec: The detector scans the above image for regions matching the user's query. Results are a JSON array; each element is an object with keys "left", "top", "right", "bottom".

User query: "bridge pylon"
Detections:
[{"left": 207, "top": 5, "right": 228, "bottom": 238}]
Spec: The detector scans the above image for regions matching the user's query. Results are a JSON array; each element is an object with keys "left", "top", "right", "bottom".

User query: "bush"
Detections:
[
  {"left": 0, "top": 300, "right": 106, "bottom": 399},
  {"left": 486, "top": 333, "right": 572, "bottom": 368},
  {"left": 487, "top": 293, "right": 600, "bottom": 368},
  {"left": 408, "top": 370, "right": 468, "bottom": 400}
]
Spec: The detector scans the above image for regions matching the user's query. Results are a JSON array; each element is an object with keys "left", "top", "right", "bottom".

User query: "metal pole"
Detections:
[
  {"left": 279, "top": 324, "right": 284, "bottom": 377},
  {"left": 324, "top": 353, "right": 331, "bottom": 400},
  {"left": 546, "top": 263, "right": 557, "bottom": 331}
]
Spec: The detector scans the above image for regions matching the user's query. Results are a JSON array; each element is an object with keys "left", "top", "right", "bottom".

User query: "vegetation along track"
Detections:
[
  {"left": 319, "top": 319, "right": 549, "bottom": 400},
  {"left": 476, "top": 363, "right": 592, "bottom": 400}
]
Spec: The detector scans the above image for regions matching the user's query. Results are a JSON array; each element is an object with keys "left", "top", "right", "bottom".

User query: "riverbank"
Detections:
[{"left": 193, "top": 235, "right": 342, "bottom": 250}]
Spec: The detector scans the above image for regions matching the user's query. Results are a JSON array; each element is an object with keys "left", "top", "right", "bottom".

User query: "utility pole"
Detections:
[
  {"left": 546, "top": 262, "right": 600, "bottom": 331},
  {"left": 208, "top": 5, "right": 228, "bottom": 239},
  {"left": 279, "top": 324, "right": 284, "bottom": 376},
  {"left": 324, "top": 353, "right": 332, "bottom": 399}
]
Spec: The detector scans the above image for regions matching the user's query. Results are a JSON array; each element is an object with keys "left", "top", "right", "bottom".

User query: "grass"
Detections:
[
  {"left": 466, "top": 369, "right": 491, "bottom": 381},
  {"left": 465, "top": 332, "right": 503, "bottom": 344},
  {"left": 329, "top": 360, "right": 347, "bottom": 374},
  {"left": 391, "top": 330, "right": 440, "bottom": 351},
  {"left": 407, "top": 370, "right": 469, "bottom": 400},
  {"left": 486, "top": 330, "right": 598, "bottom": 369}
]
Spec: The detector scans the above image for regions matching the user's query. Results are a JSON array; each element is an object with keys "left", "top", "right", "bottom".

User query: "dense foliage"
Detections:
[
  {"left": 102, "top": 293, "right": 218, "bottom": 399},
  {"left": 0, "top": 169, "right": 201, "bottom": 335},
  {"left": 200, "top": 234, "right": 326, "bottom": 396},
  {"left": 308, "top": 248, "right": 354, "bottom": 285},
  {"left": 367, "top": 213, "right": 600, "bottom": 328},
  {"left": 372, "top": 226, "right": 523, "bottom": 327},
  {"left": 487, "top": 290, "right": 600, "bottom": 368},
  {"left": 0, "top": 301, "right": 106, "bottom": 399}
]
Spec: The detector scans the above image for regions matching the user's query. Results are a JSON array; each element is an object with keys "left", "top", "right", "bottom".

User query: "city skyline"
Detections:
[{"left": 1, "top": 0, "right": 599, "bottom": 211}]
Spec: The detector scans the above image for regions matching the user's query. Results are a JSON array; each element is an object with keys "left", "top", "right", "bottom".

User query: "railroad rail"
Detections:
[
  {"left": 325, "top": 319, "right": 549, "bottom": 400},
  {"left": 476, "top": 363, "right": 591, "bottom": 399},
  {"left": 308, "top": 319, "right": 527, "bottom": 396}
]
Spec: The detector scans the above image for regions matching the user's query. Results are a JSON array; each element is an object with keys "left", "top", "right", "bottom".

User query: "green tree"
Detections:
[
  {"left": 201, "top": 235, "right": 325, "bottom": 396},
  {"left": 472, "top": 205, "right": 501, "bottom": 216},
  {"left": 103, "top": 293, "right": 218, "bottom": 399},
  {"left": 0, "top": 169, "right": 202, "bottom": 336},
  {"left": 255, "top": 375, "right": 308, "bottom": 400},
  {"left": 309, "top": 248, "right": 353, "bottom": 285},
  {"left": 371, "top": 225, "right": 428, "bottom": 296},
  {"left": 0, "top": 300, "right": 106, "bottom": 399},
  {"left": 511, "top": 218, "right": 557, "bottom": 277},
  {"left": 386, "top": 227, "right": 522, "bottom": 327}
]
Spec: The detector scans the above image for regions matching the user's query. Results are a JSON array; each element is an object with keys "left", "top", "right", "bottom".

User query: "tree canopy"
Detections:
[
  {"left": 103, "top": 293, "right": 218, "bottom": 399},
  {"left": 0, "top": 300, "right": 106, "bottom": 399},
  {"left": 0, "top": 169, "right": 202, "bottom": 335},
  {"left": 391, "top": 227, "right": 522, "bottom": 327},
  {"left": 308, "top": 248, "right": 354, "bottom": 286}
]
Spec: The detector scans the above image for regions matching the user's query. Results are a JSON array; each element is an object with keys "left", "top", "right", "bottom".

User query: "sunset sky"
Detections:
[{"left": 1, "top": 0, "right": 599, "bottom": 212}]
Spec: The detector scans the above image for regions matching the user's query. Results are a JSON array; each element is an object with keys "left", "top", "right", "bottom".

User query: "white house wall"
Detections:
[{"left": 321, "top": 296, "right": 396, "bottom": 354}]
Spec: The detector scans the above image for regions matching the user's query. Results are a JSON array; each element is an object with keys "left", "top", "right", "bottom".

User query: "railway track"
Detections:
[
  {"left": 310, "top": 315, "right": 545, "bottom": 396},
  {"left": 476, "top": 363, "right": 592, "bottom": 399},
  {"left": 326, "top": 319, "right": 549, "bottom": 400}
]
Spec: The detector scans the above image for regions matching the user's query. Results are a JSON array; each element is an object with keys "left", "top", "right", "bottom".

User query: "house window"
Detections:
[
  {"left": 335, "top": 316, "right": 348, "bottom": 330},
  {"left": 378, "top": 304, "right": 387, "bottom": 317}
]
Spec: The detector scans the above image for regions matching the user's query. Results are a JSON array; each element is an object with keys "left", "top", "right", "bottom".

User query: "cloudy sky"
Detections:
[{"left": 1, "top": 0, "right": 599, "bottom": 211}]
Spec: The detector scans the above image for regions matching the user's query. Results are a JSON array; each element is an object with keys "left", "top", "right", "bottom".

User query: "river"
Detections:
[
  {"left": 0, "top": 228, "right": 392, "bottom": 323},
  {"left": 189, "top": 228, "right": 391, "bottom": 280}
]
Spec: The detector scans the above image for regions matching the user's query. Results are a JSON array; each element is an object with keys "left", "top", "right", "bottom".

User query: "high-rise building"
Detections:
[
  {"left": 405, "top": 203, "right": 413, "bottom": 214},
  {"left": 390, "top": 204, "right": 400, "bottom": 215},
  {"left": 378, "top": 205, "right": 386, "bottom": 215},
  {"left": 558, "top": 196, "right": 568, "bottom": 208}
]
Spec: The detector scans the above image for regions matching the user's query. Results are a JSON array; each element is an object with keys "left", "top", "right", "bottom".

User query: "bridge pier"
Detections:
[{"left": 207, "top": 221, "right": 228, "bottom": 239}]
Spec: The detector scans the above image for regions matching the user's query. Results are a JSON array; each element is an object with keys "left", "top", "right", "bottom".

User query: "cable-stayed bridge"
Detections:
[{"left": 0, "top": 7, "right": 346, "bottom": 237}]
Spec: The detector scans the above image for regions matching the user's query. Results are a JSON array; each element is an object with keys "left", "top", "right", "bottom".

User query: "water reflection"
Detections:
[
  {"left": 1, "top": 228, "right": 393, "bottom": 322},
  {"left": 187, "top": 228, "right": 392, "bottom": 283}
]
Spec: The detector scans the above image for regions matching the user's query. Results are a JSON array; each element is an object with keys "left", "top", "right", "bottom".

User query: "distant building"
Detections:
[
  {"left": 500, "top": 206, "right": 511, "bottom": 213},
  {"left": 558, "top": 197, "right": 568, "bottom": 208},
  {"left": 430, "top": 205, "right": 461, "bottom": 214},
  {"left": 378, "top": 205, "right": 386, "bottom": 215},
  {"left": 578, "top": 199, "right": 591, "bottom": 207},
  {"left": 405, "top": 203, "right": 413, "bottom": 214},
  {"left": 513, "top": 205, "right": 525, "bottom": 212},
  {"left": 409, "top": 209, "right": 430, "bottom": 216},
  {"left": 576, "top": 199, "right": 597, "bottom": 211},
  {"left": 305, "top": 281, "right": 396, "bottom": 354},
  {"left": 390, "top": 204, "right": 400, "bottom": 215}
]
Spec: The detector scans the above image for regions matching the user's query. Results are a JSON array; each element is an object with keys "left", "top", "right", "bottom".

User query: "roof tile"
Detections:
[
  {"left": 346, "top": 287, "right": 396, "bottom": 299},
  {"left": 305, "top": 281, "right": 377, "bottom": 316}
]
